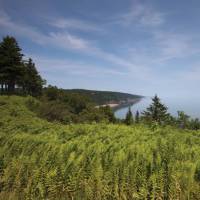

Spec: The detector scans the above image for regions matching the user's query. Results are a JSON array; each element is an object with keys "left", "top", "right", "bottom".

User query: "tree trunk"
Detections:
[
  {"left": 0, "top": 83, "right": 3, "bottom": 93},
  {"left": 8, "top": 81, "right": 15, "bottom": 93}
]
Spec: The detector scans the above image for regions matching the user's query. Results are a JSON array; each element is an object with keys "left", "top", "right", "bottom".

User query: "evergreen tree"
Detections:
[
  {"left": 190, "top": 118, "right": 200, "bottom": 130},
  {"left": 142, "top": 95, "right": 169, "bottom": 124},
  {"left": 135, "top": 110, "right": 140, "bottom": 123},
  {"left": 177, "top": 111, "right": 190, "bottom": 129},
  {"left": 0, "top": 36, "right": 45, "bottom": 96},
  {"left": 0, "top": 36, "right": 23, "bottom": 93},
  {"left": 22, "top": 58, "right": 44, "bottom": 96},
  {"left": 124, "top": 107, "right": 133, "bottom": 125}
]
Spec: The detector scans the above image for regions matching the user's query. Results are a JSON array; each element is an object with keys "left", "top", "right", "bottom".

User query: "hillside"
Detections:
[
  {"left": 64, "top": 89, "right": 143, "bottom": 106},
  {"left": 1, "top": 96, "right": 200, "bottom": 199}
]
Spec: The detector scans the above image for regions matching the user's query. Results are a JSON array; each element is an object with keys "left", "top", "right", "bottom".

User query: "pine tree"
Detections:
[
  {"left": 22, "top": 58, "right": 44, "bottom": 96},
  {"left": 0, "top": 36, "right": 23, "bottom": 93},
  {"left": 142, "top": 95, "right": 169, "bottom": 124},
  {"left": 124, "top": 107, "right": 133, "bottom": 125},
  {"left": 177, "top": 111, "right": 190, "bottom": 129},
  {"left": 135, "top": 110, "right": 140, "bottom": 123}
]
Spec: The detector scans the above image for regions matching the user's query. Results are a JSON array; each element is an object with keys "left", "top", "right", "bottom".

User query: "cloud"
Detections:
[
  {"left": 153, "top": 31, "right": 198, "bottom": 61},
  {"left": 48, "top": 32, "right": 91, "bottom": 50},
  {"left": 126, "top": 29, "right": 200, "bottom": 70},
  {"left": 0, "top": 10, "right": 92, "bottom": 50},
  {"left": 26, "top": 54, "right": 128, "bottom": 78},
  {"left": 48, "top": 18, "right": 103, "bottom": 32},
  {"left": 0, "top": 9, "right": 151, "bottom": 80},
  {"left": 3, "top": 5, "right": 195, "bottom": 89},
  {"left": 115, "top": 1, "right": 164, "bottom": 27}
]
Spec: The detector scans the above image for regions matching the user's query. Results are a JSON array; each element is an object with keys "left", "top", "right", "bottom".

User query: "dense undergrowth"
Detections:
[{"left": 1, "top": 96, "right": 200, "bottom": 199}]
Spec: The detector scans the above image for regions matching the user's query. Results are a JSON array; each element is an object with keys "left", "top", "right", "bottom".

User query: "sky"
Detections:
[{"left": 0, "top": 0, "right": 200, "bottom": 100}]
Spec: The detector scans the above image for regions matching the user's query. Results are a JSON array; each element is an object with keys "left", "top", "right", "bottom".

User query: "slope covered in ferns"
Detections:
[{"left": 0, "top": 96, "right": 200, "bottom": 199}]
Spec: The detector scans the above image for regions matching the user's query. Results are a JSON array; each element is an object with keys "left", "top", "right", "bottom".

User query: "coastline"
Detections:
[{"left": 95, "top": 97, "right": 143, "bottom": 111}]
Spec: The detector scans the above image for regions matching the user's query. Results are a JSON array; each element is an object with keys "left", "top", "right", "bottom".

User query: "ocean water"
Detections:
[{"left": 115, "top": 97, "right": 200, "bottom": 119}]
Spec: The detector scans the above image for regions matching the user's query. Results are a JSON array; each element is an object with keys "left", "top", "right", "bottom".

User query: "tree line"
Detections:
[
  {"left": 1, "top": 35, "right": 200, "bottom": 129},
  {"left": 124, "top": 94, "right": 200, "bottom": 130},
  {"left": 0, "top": 36, "right": 116, "bottom": 123},
  {"left": 0, "top": 36, "right": 45, "bottom": 96}
]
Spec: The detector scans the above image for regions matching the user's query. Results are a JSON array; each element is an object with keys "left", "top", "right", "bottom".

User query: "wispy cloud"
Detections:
[
  {"left": 2, "top": 8, "right": 192, "bottom": 84},
  {"left": 153, "top": 31, "right": 199, "bottom": 62},
  {"left": 48, "top": 32, "right": 91, "bottom": 50},
  {"left": 115, "top": 1, "right": 164, "bottom": 27},
  {"left": 0, "top": 10, "right": 92, "bottom": 51},
  {"left": 48, "top": 18, "right": 103, "bottom": 32},
  {"left": 27, "top": 54, "right": 128, "bottom": 78},
  {"left": 0, "top": 9, "right": 151, "bottom": 80}
]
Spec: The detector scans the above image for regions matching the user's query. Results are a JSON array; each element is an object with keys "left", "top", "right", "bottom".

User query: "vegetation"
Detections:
[
  {"left": 141, "top": 95, "right": 170, "bottom": 125},
  {"left": 0, "top": 36, "right": 118, "bottom": 124},
  {"left": 124, "top": 107, "right": 134, "bottom": 125},
  {"left": 2, "top": 35, "right": 200, "bottom": 199},
  {"left": 64, "top": 89, "right": 142, "bottom": 105},
  {"left": 123, "top": 95, "right": 200, "bottom": 130},
  {"left": 135, "top": 110, "right": 140, "bottom": 124},
  {"left": 1, "top": 96, "right": 200, "bottom": 199},
  {"left": 0, "top": 36, "right": 44, "bottom": 96},
  {"left": 37, "top": 85, "right": 117, "bottom": 124}
]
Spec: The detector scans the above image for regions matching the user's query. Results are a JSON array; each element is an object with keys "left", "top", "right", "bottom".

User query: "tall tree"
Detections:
[
  {"left": 135, "top": 110, "right": 140, "bottom": 123},
  {"left": 0, "top": 36, "right": 23, "bottom": 93},
  {"left": 142, "top": 95, "right": 169, "bottom": 124},
  {"left": 177, "top": 111, "right": 190, "bottom": 129},
  {"left": 125, "top": 107, "right": 134, "bottom": 125},
  {"left": 22, "top": 58, "right": 44, "bottom": 96}
]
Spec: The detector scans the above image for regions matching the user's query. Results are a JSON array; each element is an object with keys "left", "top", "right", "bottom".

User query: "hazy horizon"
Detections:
[{"left": 1, "top": 0, "right": 200, "bottom": 102}]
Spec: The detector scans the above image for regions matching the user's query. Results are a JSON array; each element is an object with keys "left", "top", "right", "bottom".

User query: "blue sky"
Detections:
[{"left": 0, "top": 0, "right": 200, "bottom": 99}]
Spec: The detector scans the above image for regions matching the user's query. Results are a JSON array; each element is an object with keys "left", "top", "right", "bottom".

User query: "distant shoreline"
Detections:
[{"left": 96, "top": 97, "right": 143, "bottom": 111}]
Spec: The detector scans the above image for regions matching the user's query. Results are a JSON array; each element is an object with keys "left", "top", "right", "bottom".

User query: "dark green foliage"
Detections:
[
  {"left": 38, "top": 86, "right": 117, "bottom": 124},
  {"left": 38, "top": 101, "right": 72, "bottom": 123},
  {"left": 124, "top": 107, "right": 133, "bottom": 125},
  {"left": 42, "top": 85, "right": 61, "bottom": 101},
  {"left": 135, "top": 110, "right": 140, "bottom": 123},
  {"left": 194, "top": 162, "right": 200, "bottom": 183},
  {"left": 142, "top": 95, "right": 170, "bottom": 125},
  {"left": 177, "top": 111, "right": 190, "bottom": 129},
  {"left": 0, "top": 36, "right": 23, "bottom": 93},
  {"left": 0, "top": 36, "right": 44, "bottom": 96},
  {"left": 21, "top": 58, "right": 44, "bottom": 96},
  {"left": 99, "top": 105, "right": 116, "bottom": 123},
  {"left": 64, "top": 89, "right": 142, "bottom": 105},
  {"left": 167, "top": 111, "right": 200, "bottom": 130},
  {"left": 0, "top": 156, "right": 4, "bottom": 176},
  {"left": 190, "top": 118, "right": 200, "bottom": 130}
]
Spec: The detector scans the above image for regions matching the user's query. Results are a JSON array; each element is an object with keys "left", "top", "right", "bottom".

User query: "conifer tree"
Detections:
[
  {"left": 177, "top": 111, "right": 190, "bottom": 129},
  {"left": 142, "top": 95, "right": 169, "bottom": 124},
  {"left": 124, "top": 107, "right": 134, "bottom": 125},
  {"left": 135, "top": 110, "right": 140, "bottom": 123},
  {"left": 22, "top": 58, "right": 44, "bottom": 96},
  {"left": 0, "top": 36, "right": 23, "bottom": 92},
  {"left": 0, "top": 36, "right": 45, "bottom": 96}
]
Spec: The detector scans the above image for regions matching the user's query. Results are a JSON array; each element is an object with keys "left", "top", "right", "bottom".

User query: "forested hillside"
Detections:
[
  {"left": 64, "top": 89, "right": 142, "bottom": 105},
  {"left": 1, "top": 95, "right": 200, "bottom": 199}
]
